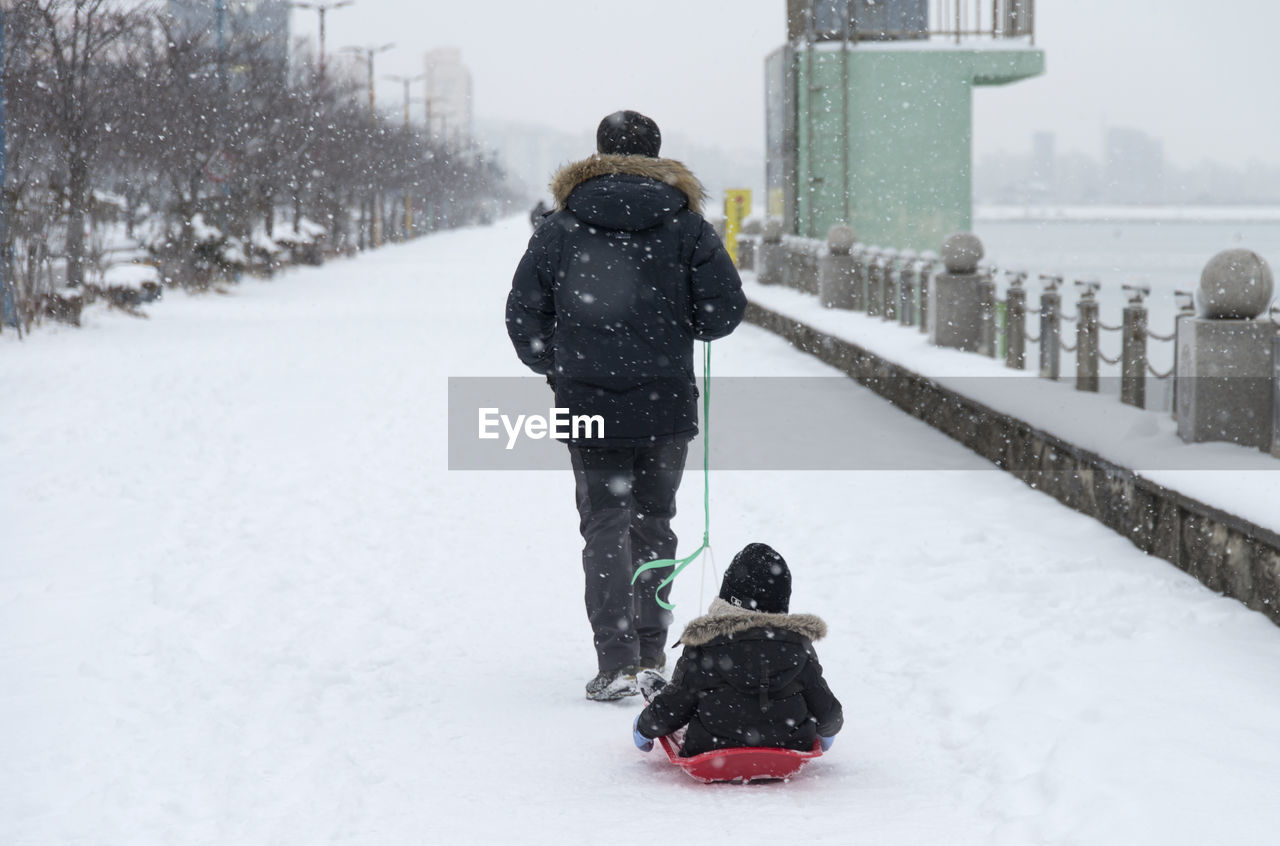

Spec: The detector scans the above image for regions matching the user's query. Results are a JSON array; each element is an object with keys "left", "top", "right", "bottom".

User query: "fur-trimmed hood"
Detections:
[
  {"left": 677, "top": 597, "right": 828, "bottom": 647},
  {"left": 550, "top": 154, "right": 706, "bottom": 219}
]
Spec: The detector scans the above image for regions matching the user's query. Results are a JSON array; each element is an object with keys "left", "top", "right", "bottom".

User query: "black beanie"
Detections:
[
  {"left": 719, "top": 543, "right": 791, "bottom": 614},
  {"left": 596, "top": 110, "right": 662, "bottom": 158}
]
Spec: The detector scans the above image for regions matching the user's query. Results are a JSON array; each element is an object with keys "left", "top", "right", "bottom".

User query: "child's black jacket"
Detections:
[{"left": 636, "top": 599, "right": 843, "bottom": 757}]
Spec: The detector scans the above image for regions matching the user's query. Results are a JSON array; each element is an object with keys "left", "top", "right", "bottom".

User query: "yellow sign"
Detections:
[
  {"left": 723, "top": 189, "right": 752, "bottom": 267},
  {"left": 768, "top": 188, "right": 784, "bottom": 219}
]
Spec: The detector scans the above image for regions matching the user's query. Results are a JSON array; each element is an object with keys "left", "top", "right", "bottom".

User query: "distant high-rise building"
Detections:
[
  {"left": 424, "top": 48, "right": 473, "bottom": 149},
  {"left": 1104, "top": 126, "right": 1165, "bottom": 204},
  {"left": 1031, "top": 131, "right": 1056, "bottom": 197},
  {"left": 167, "top": 0, "right": 290, "bottom": 79}
]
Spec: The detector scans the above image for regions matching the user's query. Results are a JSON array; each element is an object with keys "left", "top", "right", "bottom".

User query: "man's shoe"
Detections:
[{"left": 585, "top": 667, "right": 638, "bottom": 701}]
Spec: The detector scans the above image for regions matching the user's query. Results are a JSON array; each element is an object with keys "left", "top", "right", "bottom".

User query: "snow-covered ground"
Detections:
[{"left": 5, "top": 217, "right": 1280, "bottom": 845}]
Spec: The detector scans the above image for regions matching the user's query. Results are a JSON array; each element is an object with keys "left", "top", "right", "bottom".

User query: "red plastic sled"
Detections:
[{"left": 657, "top": 732, "right": 822, "bottom": 784}]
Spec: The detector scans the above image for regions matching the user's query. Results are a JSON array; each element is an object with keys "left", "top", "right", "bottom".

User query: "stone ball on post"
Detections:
[
  {"left": 941, "top": 233, "right": 984, "bottom": 275},
  {"left": 1196, "top": 249, "right": 1274, "bottom": 319},
  {"left": 762, "top": 217, "right": 785, "bottom": 244},
  {"left": 826, "top": 224, "right": 857, "bottom": 256}
]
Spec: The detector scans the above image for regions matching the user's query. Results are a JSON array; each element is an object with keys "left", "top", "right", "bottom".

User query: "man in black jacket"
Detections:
[{"left": 506, "top": 111, "right": 746, "bottom": 701}]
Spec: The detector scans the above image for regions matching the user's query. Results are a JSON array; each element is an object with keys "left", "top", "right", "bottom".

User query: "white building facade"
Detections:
[{"left": 424, "top": 48, "right": 473, "bottom": 149}]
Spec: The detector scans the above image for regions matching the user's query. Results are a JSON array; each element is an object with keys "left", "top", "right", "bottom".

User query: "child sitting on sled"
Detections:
[{"left": 631, "top": 543, "right": 843, "bottom": 757}]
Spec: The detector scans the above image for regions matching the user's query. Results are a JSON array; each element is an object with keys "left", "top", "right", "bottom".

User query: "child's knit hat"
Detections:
[{"left": 719, "top": 543, "right": 791, "bottom": 614}]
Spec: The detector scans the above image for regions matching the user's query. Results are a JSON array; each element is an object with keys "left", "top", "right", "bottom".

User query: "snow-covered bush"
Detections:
[
  {"left": 97, "top": 262, "right": 163, "bottom": 309},
  {"left": 244, "top": 228, "right": 289, "bottom": 277},
  {"left": 274, "top": 217, "right": 328, "bottom": 267},
  {"left": 172, "top": 214, "right": 245, "bottom": 288},
  {"left": 41, "top": 288, "right": 84, "bottom": 327}
]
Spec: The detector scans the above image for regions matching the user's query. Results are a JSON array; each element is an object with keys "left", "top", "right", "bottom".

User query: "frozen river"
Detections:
[{"left": 976, "top": 215, "right": 1280, "bottom": 380}]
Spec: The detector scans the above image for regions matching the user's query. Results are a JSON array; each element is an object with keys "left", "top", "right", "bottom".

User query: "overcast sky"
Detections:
[{"left": 305, "top": 0, "right": 1280, "bottom": 168}]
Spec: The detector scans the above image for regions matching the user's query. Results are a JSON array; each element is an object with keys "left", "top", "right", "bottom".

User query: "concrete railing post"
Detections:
[
  {"left": 1005, "top": 273, "right": 1027, "bottom": 369},
  {"left": 1038, "top": 275, "right": 1062, "bottom": 380},
  {"left": 977, "top": 266, "right": 997, "bottom": 357},
  {"left": 918, "top": 251, "right": 937, "bottom": 335},
  {"left": 738, "top": 219, "right": 761, "bottom": 271},
  {"left": 780, "top": 238, "right": 795, "bottom": 290},
  {"left": 780, "top": 237, "right": 818, "bottom": 294},
  {"left": 849, "top": 247, "right": 867, "bottom": 311},
  {"left": 803, "top": 241, "right": 821, "bottom": 295},
  {"left": 898, "top": 250, "right": 918, "bottom": 327},
  {"left": 881, "top": 249, "right": 899, "bottom": 321},
  {"left": 1176, "top": 248, "right": 1276, "bottom": 450},
  {"left": 1170, "top": 290, "right": 1196, "bottom": 420},
  {"left": 865, "top": 250, "right": 882, "bottom": 317},
  {"left": 757, "top": 218, "right": 785, "bottom": 286},
  {"left": 1272, "top": 321, "right": 1280, "bottom": 458},
  {"left": 1121, "top": 285, "right": 1149, "bottom": 409},
  {"left": 819, "top": 225, "right": 858, "bottom": 309},
  {"left": 928, "top": 233, "right": 985, "bottom": 351},
  {"left": 1075, "top": 281, "right": 1100, "bottom": 392}
]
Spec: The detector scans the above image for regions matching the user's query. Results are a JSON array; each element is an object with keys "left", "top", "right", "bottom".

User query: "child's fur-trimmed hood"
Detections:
[
  {"left": 677, "top": 597, "right": 828, "bottom": 647},
  {"left": 550, "top": 154, "right": 706, "bottom": 216}
]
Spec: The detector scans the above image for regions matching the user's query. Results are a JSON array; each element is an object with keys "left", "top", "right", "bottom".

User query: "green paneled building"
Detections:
[{"left": 767, "top": 1, "right": 1044, "bottom": 252}]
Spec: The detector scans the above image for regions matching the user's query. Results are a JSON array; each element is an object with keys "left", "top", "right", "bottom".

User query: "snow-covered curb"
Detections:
[
  {"left": 976, "top": 205, "right": 1280, "bottom": 224},
  {"left": 743, "top": 276, "right": 1280, "bottom": 534}
]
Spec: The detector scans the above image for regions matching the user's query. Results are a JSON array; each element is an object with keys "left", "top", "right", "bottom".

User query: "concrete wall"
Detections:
[
  {"left": 745, "top": 300, "right": 1280, "bottom": 627},
  {"left": 793, "top": 46, "right": 1043, "bottom": 251}
]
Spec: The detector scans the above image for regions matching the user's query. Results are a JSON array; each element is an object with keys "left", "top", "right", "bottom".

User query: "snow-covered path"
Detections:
[{"left": 5, "top": 218, "right": 1280, "bottom": 845}]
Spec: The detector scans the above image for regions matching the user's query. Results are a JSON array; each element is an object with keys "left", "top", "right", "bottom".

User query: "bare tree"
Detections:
[
  {"left": 4, "top": 1, "right": 518, "bottom": 310},
  {"left": 3, "top": 3, "right": 65, "bottom": 325},
  {"left": 21, "top": 0, "right": 150, "bottom": 286}
]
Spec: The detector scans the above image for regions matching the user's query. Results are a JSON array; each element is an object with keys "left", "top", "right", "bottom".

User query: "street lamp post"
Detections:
[
  {"left": 343, "top": 43, "right": 393, "bottom": 247},
  {"left": 344, "top": 43, "right": 394, "bottom": 124},
  {"left": 422, "top": 64, "right": 436, "bottom": 145},
  {"left": 0, "top": 6, "right": 14, "bottom": 332},
  {"left": 292, "top": 1, "right": 354, "bottom": 84},
  {"left": 214, "top": 0, "right": 232, "bottom": 233},
  {"left": 386, "top": 73, "right": 425, "bottom": 239},
  {"left": 215, "top": 0, "right": 229, "bottom": 92},
  {"left": 414, "top": 95, "right": 440, "bottom": 232},
  {"left": 386, "top": 74, "right": 424, "bottom": 128}
]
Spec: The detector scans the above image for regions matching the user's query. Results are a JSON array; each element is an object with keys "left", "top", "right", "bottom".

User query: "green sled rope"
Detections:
[{"left": 630, "top": 341, "right": 712, "bottom": 612}]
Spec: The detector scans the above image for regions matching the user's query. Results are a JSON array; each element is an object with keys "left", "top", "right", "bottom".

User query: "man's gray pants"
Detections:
[{"left": 569, "top": 441, "right": 688, "bottom": 673}]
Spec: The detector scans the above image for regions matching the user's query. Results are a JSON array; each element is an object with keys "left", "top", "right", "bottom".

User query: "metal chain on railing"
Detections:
[
  {"left": 805, "top": 246, "right": 1232, "bottom": 403},
  {"left": 1143, "top": 289, "right": 1189, "bottom": 342}
]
